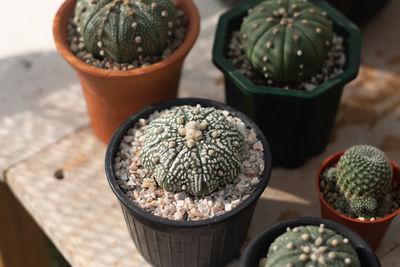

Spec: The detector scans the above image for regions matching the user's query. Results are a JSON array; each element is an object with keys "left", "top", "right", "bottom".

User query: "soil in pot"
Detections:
[{"left": 113, "top": 104, "right": 266, "bottom": 220}]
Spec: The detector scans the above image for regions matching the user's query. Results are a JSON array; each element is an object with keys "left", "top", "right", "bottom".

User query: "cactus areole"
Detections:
[
  {"left": 264, "top": 225, "right": 360, "bottom": 267},
  {"left": 139, "top": 105, "right": 246, "bottom": 196},
  {"left": 240, "top": 0, "right": 333, "bottom": 83},
  {"left": 74, "top": 0, "right": 178, "bottom": 63}
]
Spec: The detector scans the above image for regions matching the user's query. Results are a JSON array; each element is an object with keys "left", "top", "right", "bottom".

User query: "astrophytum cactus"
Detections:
[
  {"left": 240, "top": 0, "right": 333, "bottom": 83},
  {"left": 139, "top": 105, "right": 246, "bottom": 196},
  {"left": 328, "top": 145, "right": 393, "bottom": 218},
  {"left": 74, "top": 0, "right": 177, "bottom": 63},
  {"left": 264, "top": 224, "right": 360, "bottom": 267}
]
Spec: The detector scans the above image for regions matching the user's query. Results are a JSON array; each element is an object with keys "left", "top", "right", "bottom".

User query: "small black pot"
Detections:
[
  {"left": 106, "top": 98, "right": 272, "bottom": 267},
  {"left": 327, "top": 0, "right": 390, "bottom": 25},
  {"left": 240, "top": 217, "right": 381, "bottom": 267}
]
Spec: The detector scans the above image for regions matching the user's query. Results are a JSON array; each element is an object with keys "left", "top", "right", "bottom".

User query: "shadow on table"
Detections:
[{"left": 0, "top": 51, "right": 78, "bottom": 117}]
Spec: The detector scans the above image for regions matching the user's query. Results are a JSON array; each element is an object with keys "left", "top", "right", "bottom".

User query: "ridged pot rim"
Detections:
[
  {"left": 105, "top": 98, "right": 272, "bottom": 228},
  {"left": 53, "top": 0, "right": 200, "bottom": 78},
  {"left": 240, "top": 217, "right": 381, "bottom": 267},
  {"left": 316, "top": 151, "right": 400, "bottom": 224},
  {"left": 212, "top": 0, "right": 361, "bottom": 100}
]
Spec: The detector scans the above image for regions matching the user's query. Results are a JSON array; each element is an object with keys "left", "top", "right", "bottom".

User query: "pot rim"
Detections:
[
  {"left": 212, "top": 0, "right": 361, "bottom": 100},
  {"left": 53, "top": 0, "right": 200, "bottom": 78},
  {"left": 240, "top": 216, "right": 381, "bottom": 267},
  {"left": 105, "top": 97, "right": 273, "bottom": 228},
  {"left": 316, "top": 150, "right": 400, "bottom": 224}
]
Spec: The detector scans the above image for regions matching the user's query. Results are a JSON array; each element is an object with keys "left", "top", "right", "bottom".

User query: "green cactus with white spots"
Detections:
[
  {"left": 139, "top": 105, "right": 245, "bottom": 196},
  {"left": 330, "top": 145, "right": 393, "bottom": 218},
  {"left": 325, "top": 167, "right": 337, "bottom": 191},
  {"left": 264, "top": 225, "right": 360, "bottom": 267},
  {"left": 74, "top": 0, "right": 177, "bottom": 63},
  {"left": 334, "top": 196, "right": 350, "bottom": 214},
  {"left": 240, "top": 0, "right": 333, "bottom": 83}
]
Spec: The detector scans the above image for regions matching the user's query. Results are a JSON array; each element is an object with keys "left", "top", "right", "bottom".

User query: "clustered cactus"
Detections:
[
  {"left": 240, "top": 0, "right": 333, "bottom": 83},
  {"left": 74, "top": 0, "right": 177, "bottom": 63},
  {"left": 139, "top": 105, "right": 245, "bottom": 196},
  {"left": 327, "top": 145, "right": 393, "bottom": 218},
  {"left": 263, "top": 224, "right": 360, "bottom": 267}
]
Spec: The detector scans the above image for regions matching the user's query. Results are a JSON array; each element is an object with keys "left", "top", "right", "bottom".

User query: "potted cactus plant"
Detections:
[
  {"left": 241, "top": 217, "right": 381, "bottom": 267},
  {"left": 105, "top": 98, "right": 272, "bottom": 267},
  {"left": 212, "top": 0, "right": 361, "bottom": 168},
  {"left": 53, "top": 0, "right": 200, "bottom": 143},
  {"left": 316, "top": 145, "right": 400, "bottom": 250}
]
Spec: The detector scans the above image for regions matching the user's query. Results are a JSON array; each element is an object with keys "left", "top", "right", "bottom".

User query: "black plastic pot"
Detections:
[
  {"left": 327, "top": 0, "right": 390, "bottom": 25},
  {"left": 241, "top": 217, "right": 381, "bottom": 267},
  {"left": 218, "top": 0, "right": 390, "bottom": 24},
  {"left": 212, "top": 0, "right": 361, "bottom": 168},
  {"left": 105, "top": 98, "right": 272, "bottom": 267}
]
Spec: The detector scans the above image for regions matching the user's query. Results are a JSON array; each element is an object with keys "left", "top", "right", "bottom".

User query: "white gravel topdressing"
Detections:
[{"left": 113, "top": 106, "right": 265, "bottom": 221}]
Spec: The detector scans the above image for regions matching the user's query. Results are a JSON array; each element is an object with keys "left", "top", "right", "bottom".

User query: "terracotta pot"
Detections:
[
  {"left": 316, "top": 151, "right": 400, "bottom": 250},
  {"left": 53, "top": 0, "right": 200, "bottom": 143}
]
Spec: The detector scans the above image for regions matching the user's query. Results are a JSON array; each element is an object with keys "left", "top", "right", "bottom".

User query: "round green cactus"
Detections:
[
  {"left": 334, "top": 145, "right": 393, "bottom": 218},
  {"left": 336, "top": 145, "right": 392, "bottom": 199},
  {"left": 240, "top": 0, "right": 333, "bottom": 83},
  {"left": 334, "top": 196, "right": 350, "bottom": 214},
  {"left": 74, "top": 0, "right": 177, "bottom": 63},
  {"left": 139, "top": 105, "right": 245, "bottom": 196},
  {"left": 325, "top": 167, "right": 337, "bottom": 191},
  {"left": 264, "top": 225, "right": 360, "bottom": 267},
  {"left": 349, "top": 197, "right": 377, "bottom": 218}
]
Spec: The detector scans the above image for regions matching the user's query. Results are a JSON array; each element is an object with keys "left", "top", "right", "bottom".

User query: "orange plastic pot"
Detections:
[
  {"left": 53, "top": 0, "right": 200, "bottom": 143},
  {"left": 316, "top": 151, "right": 400, "bottom": 250}
]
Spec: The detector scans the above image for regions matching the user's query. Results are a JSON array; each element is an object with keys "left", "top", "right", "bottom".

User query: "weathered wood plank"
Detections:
[{"left": 0, "top": 182, "right": 51, "bottom": 267}]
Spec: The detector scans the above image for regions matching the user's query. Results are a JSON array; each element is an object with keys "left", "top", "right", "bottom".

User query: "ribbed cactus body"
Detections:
[
  {"left": 336, "top": 145, "right": 392, "bottom": 200},
  {"left": 75, "top": 0, "right": 177, "bottom": 63},
  {"left": 240, "top": 0, "right": 333, "bottom": 83},
  {"left": 330, "top": 145, "right": 393, "bottom": 218},
  {"left": 264, "top": 225, "right": 360, "bottom": 267},
  {"left": 139, "top": 105, "right": 245, "bottom": 196}
]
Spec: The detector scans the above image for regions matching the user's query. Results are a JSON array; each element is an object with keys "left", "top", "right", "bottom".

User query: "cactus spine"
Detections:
[
  {"left": 74, "top": 0, "right": 177, "bottom": 63},
  {"left": 327, "top": 145, "right": 393, "bottom": 218},
  {"left": 264, "top": 224, "right": 360, "bottom": 267},
  {"left": 139, "top": 105, "right": 245, "bottom": 196},
  {"left": 240, "top": 0, "right": 333, "bottom": 83}
]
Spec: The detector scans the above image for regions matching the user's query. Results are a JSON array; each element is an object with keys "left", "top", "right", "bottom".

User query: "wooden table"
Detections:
[{"left": 1, "top": 0, "right": 400, "bottom": 266}]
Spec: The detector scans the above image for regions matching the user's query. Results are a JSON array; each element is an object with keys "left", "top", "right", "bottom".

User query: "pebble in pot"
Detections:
[
  {"left": 140, "top": 105, "right": 245, "bottom": 196},
  {"left": 261, "top": 224, "right": 360, "bottom": 267},
  {"left": 327, "top": 145, "right": 393, "bottom": 219},
  {"left": 74, "top": 0, "right": 177, "bottom": 63},
  {"left": 240, "top": 0, "right": 333, "bottom": 83}
]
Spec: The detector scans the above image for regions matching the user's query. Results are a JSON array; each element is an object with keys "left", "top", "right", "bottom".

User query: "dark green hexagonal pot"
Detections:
[{"left": 212, "top": 0, "right": 360, "bottom": 168}]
